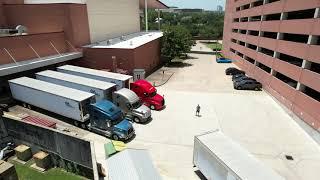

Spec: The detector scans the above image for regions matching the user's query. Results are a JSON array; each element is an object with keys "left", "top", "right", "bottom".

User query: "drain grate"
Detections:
[{"left": 285, "top": 155, "right": 294, "bottom": 161}]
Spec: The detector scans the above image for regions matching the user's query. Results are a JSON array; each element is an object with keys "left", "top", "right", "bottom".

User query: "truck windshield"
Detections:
[
  {"left": 132, "top": 100, "right": 142, "bottom": 109},
  {"left": 149, "top": 91, "right": 157, "bottom": 97},
  {"left": 112, "top": 112, "right": 124, "bottom": 125}
]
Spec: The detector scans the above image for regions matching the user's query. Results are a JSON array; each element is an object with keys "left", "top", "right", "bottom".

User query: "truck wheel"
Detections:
[
  {"left": 255, "top": 87, "right": 259, "bottom": 91},
  {"left": 73, "top": 121, "right": 79, "bottom": 127},
  {"left": 81, "top": 123, "right": 87, "bottom": 130},
  {"left": 112, "top": 134, "right": 119, "bottom": 141},
  {"left": 237, "top": 86, "right": 242, "bottom": 90},
  {"left": 150, "top": 105, "right": 156, "bottom": 110},
  {"left": 133, "top": 117, "right": 140, "bottom": 123}
]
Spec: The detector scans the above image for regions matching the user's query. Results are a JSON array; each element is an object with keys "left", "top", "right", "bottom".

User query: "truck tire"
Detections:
[
  {"left": 112, "top": 134, "right": 119, "bottom": 141},
  {"left": 133, "top": 117, "right": 140, "bottom": 123},
  {"left": 150, "top": 105, "right": 156, "bottom": 110},
  {"left": 73, "top": 121, "right": 79, "bottom": 127},
  {"left": 255, "top": 87, "right": 259, "bottom": 91},
  {"left": 81, "top": 123, "right": 87, "bottom": 130},
  {"left": 237, "top": 86, "right": 242, "bottom": 90}
]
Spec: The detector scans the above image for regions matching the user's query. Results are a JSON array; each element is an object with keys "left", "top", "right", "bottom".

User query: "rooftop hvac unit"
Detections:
[{"left": 0, "top": 25, "right": 27, "bottom": 36}]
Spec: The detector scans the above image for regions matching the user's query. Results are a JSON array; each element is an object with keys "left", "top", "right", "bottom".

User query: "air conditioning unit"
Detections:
[{"left": 0, "top": 25, "right": 27, "bottom": 36}]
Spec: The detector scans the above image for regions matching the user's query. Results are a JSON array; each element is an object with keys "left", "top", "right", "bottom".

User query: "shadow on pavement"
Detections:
[{"left": 165, "top": 62, "right": 193, "bottom": 68}]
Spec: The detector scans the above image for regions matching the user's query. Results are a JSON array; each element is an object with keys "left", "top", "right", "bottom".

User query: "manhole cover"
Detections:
[{"left": 285, "top": 155, "right": 294, "bottom": 161}]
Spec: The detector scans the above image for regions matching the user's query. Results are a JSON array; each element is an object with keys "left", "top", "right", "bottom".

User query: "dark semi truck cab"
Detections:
[{"left": 87, "top": 100, "right": 135, "bottom": 141}]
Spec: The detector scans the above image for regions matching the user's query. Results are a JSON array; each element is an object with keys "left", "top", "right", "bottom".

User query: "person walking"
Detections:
[{"left": 196, "top": 104, "right": 201, "bottom": 116}]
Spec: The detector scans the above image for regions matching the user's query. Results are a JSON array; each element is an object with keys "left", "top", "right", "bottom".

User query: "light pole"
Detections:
[{"left": 145, "top": 0, "right": 148, "bottom": 32}]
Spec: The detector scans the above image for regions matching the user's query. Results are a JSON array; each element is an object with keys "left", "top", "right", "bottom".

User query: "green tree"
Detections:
[{"left": 161, "top": 26, "right": 194, "bottom": 62}]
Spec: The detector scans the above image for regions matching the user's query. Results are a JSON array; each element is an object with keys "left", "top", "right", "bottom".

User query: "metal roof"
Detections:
[
  {"left": 106, "top": 149, "right": 162, "bottom": 180},
  {"left": 9, "top": 77, "right": 94, "bottom": 102},
  {"left": 36, "top": 70, "right": 116, "bottom": 90},
  {"left": 0, "top": 52, "right": 82, "bottom": 77},
  {"left": 196, "top": 130, "right": 285, "bottom": 180},
  {"left": 87, "top": 32, "right": 163, "bottom": 49},
  {"left": 114, "top": 88, "right": 139, "bottom": 104},
  {"left": 57, "top": 65, "right": 132, "bottom": 81}
]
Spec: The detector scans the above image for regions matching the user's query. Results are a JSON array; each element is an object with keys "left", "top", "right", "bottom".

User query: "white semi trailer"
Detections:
[
  {"left": 193, "top": 130, "right": 285, "bottom": 180},
  {"left": 36, "top": 70, "right": 116, "bottom": 101},
  {"left": 57, "top": 65, "right": 132, "bottom": 90},
  {"left": 9, "top": 77, "right": 95, "bottom": 123}
]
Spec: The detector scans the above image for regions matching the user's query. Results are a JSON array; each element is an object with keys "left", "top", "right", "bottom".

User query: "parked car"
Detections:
[
  {"left": 233, "top": 76, "right": 256, "bottom": 83},
  {"left": 232, "top": 74, "right": 246, "bottom": 81},
  {"left": 225, "top": 68, "right": 245, "bottom": 75},
  {"left": 216, "top": 58, "right": 232, "bottom": 63},
  {"left": 234, "top": 79, "right": 262, "bottom": 90}
]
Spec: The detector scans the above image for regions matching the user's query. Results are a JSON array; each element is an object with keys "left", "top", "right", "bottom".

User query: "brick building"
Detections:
[{"left": 223, "top": 0, "right": 320, "bottom": 130}]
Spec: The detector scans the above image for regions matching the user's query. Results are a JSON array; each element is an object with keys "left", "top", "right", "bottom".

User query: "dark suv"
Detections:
[
  {"left": 225, "top": 67, "right": 245, "bottom": 75},
  {"left": 233, "top": 76, "right": 256, "bottom": 83},
  {"left": 234, "top": 80, "right": 262, "bottom": 90}
]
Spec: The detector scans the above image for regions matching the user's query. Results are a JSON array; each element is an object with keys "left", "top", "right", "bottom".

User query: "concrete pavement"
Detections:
[{"left": 127, "top": 43, "right": 320, "bottom": 179}]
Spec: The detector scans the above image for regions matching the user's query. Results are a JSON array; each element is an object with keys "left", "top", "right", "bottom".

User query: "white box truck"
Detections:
[
  {"left": 36, "top": 70, "right": 116, "bottom": 101},
  {"left": 193, "top": 130, "right": 285, "bottom": 180},
  {"left": 57, "top": 65, "right": 132, "bottom": 90}
]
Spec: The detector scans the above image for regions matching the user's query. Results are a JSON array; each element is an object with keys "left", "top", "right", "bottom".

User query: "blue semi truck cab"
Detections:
[{"left": 87, "top": 100, "right": 135, "bottom": 141}]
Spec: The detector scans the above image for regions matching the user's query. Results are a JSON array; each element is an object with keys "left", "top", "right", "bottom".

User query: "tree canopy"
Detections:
[{"left": 161, "top": 25, "right": 194, "bottom": 62}]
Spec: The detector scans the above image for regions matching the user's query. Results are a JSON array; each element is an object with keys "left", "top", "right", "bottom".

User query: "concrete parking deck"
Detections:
[{"left": 128, "top": 43, "right": 320, "bottom": 180}]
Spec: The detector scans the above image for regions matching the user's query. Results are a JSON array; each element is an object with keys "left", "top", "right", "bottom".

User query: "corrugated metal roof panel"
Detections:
[
  {"left": 9, "top": 77, "right": 94, "bottom": 102},
  {"left": 106, "top": 149, "right": 162, "bottom": 180},
  {"left": 57, "top": 65, "right": 132, "bottom": 81},
  {"left": 36, "top": 70, "right": 116, "bottom": 90},
  {"left": 196, "top": 131, "right": 285, "bottom": 180},
  {"left": 23, "top": 116, "right": 56, "bottom": 129}
]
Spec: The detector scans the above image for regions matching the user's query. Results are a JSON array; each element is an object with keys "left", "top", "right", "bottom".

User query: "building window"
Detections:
[
  {"left": 239, "top": 41, "right": 245, "bottom": 46},
  {"left": 248, "top": 30, "right": 259, "bottom": 36},
  {"left": 250, "top": 15, "right": 262, "bottom": 22},
  {"left": 252, "top": 0, "right": 263, "bottom": 7},
  {"left": 257, "top": 62, "right": 272, "bottom": 73},
  {"left": 233, "top": 18, "right": 240, "bottom": 22},
  {"left": 302, "top": 86, "right": 320, "bottom": 102},
  {"left": 259, "top": 47, "right": 274, "bottom": 57},
  {"left": 232, "top": 29, "right": 238, "bottom": 33},
  {"left": 278, "top": 53, "right": 303, "bottom": 67},
  {"left": 237, "top": 52, "right": 244, "bottom": 58},
  {"left": 286, "top": 9, "right": 316, "bottom": 20},
  {"left": 274, "top": 72, "right": 298, "bottom": 88},
  {"left": 262, "top": 31, "right": 278, "bottom": 39},
  {"left": 230, "top": 48, "right": 236, "bottom": 53},
  {"left": 310, "top": 62, "right": 320, "bottom": 74},
  {"left": 310, "top": 35, "right": 320, "bottom": 45},
  {"left": 282, "top": 33, "right": 309, "bottom": 44},
  {"left": 245, "top": 56, "right": 255, "bottom": 64},
  {"left": 265, "top": 13, "right": 281, "bottom": 21},
  {"left": 240, "top": 17, "right": 249, "bottom": 22},
  {"left": 231, "top": 39, "right": 237, "bottom": 43},
  {"left": 239, "top": 29, "right": 247, "bottom": 34},
  {"left": 247, "top": 44, "right": 257, "bottom": 50},
  {"left": 242, "top": 4, "right": 250, "bottom": 10},
  {"left": 267, "top": 0, "right": 280, "bottom": 3},
  {"left": 236, "top": 7, "right": 241, "bottom": 11}
]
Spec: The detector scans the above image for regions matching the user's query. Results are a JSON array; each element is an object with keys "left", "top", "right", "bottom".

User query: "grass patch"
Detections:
[
  {"left": 10, "top": 160, "right": 85, "bottom": 180},
  {"left": 203, "top": 42, "right": 223, "bottom": 51}
]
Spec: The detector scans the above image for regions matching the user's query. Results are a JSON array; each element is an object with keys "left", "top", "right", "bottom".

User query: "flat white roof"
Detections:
[
  {"left": 57, "top": 65, "right": 132, "bottom": 81},
  {"left": 36, "top": 70, "right": 116, "bottom": 90},
  {"left": 9, "top": 77, "right": 94, "bottom": 102},
  {"left": 196, "top": 130, "right": 285, "bottom": 180},
  {"left": 87, "top": 32, "right": 163, "bottom": 49}
]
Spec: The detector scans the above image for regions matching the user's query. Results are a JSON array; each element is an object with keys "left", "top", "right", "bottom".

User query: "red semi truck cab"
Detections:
[{"left": 130, "top": 80, "right": 165, "bottom": 110}]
